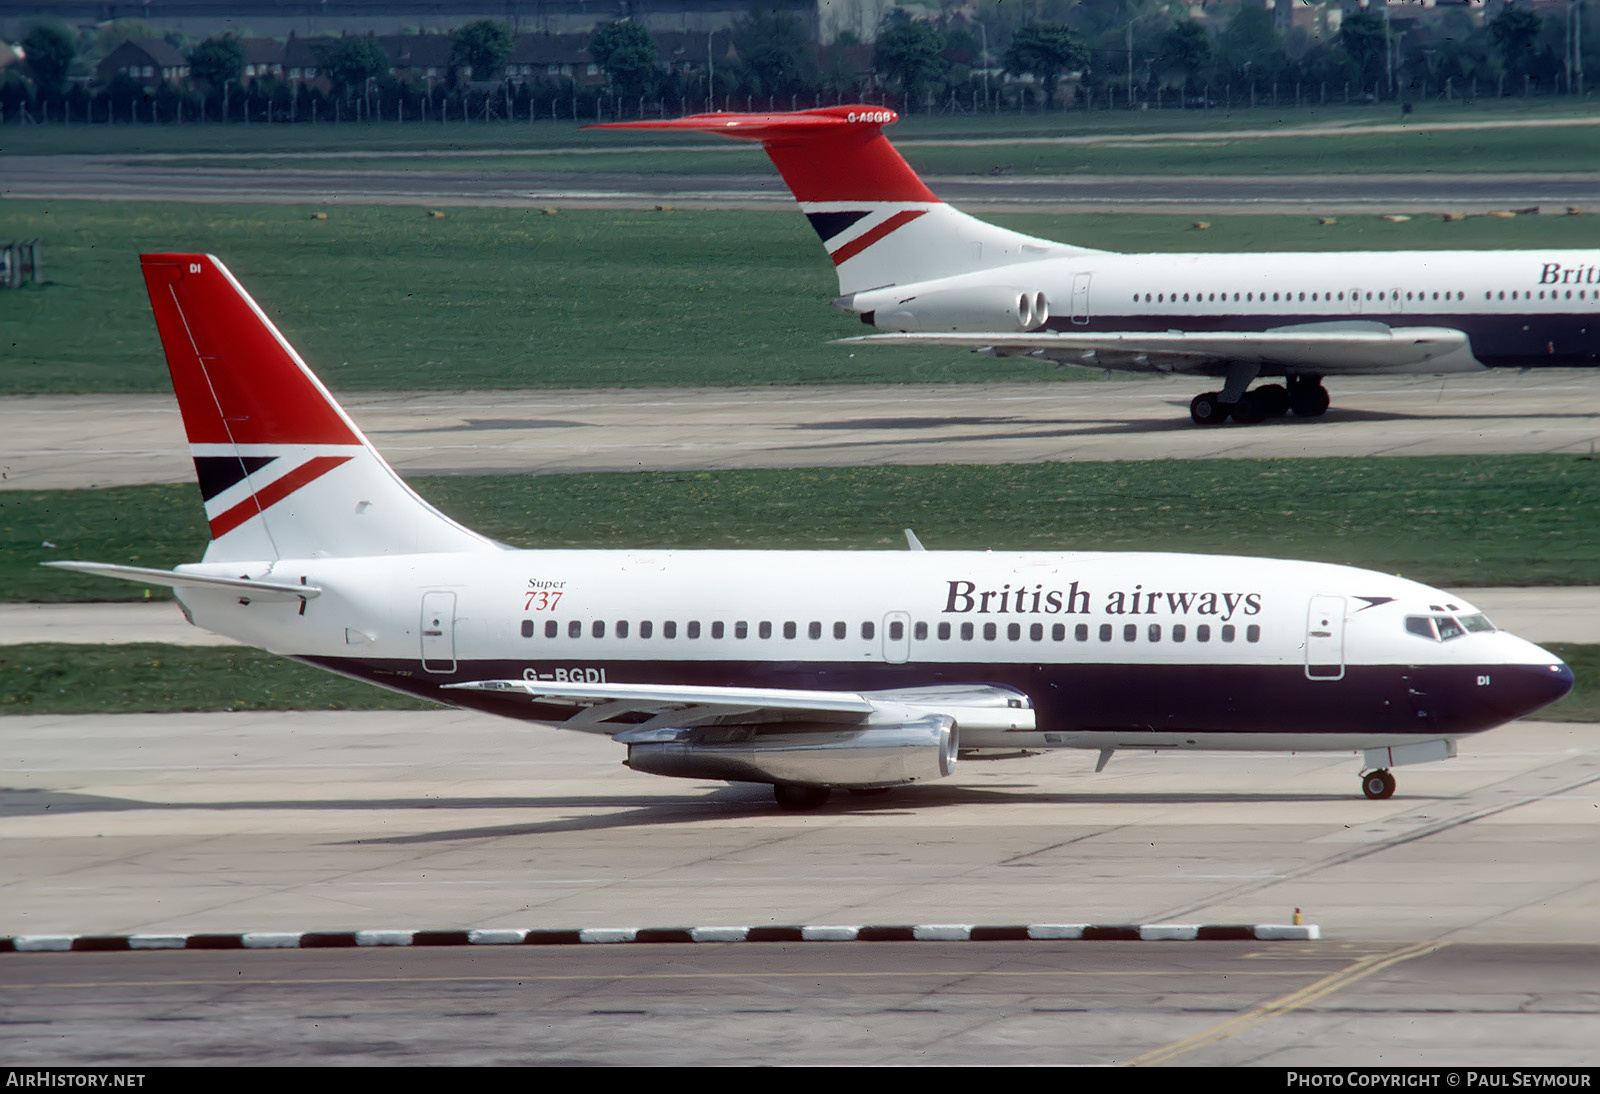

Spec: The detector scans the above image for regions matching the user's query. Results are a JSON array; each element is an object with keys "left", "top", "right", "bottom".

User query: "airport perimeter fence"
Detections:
[
  {"left": 3, "top": 75, "right": 1595, "bottom": 127},
  {"left": 0, "top": 241, "right": 43, "bottom": 289}
]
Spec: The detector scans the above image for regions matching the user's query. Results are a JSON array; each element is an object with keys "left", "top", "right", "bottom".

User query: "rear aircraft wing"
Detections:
[
  {"left": 446, "top": 679, "right": 1034, "bottom": 737},
  {"left": 837, "top": 324, "right": 1484, "bottom": 374}
]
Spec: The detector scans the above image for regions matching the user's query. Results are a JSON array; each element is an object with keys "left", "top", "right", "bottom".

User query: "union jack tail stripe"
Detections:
[
  {"left": 818, "top": 209, "right": 928, "bottom": 267},
  {"left": 203, "top": 453, "right": 353, "bottom": 539}
]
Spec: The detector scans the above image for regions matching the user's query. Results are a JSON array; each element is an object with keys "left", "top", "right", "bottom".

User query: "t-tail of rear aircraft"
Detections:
[
  {"left": 594, "top": 106, "right": 1099, "bottom": 306},
  {"left": 47, "top": 255, "right": 497, "bottom": 597}
]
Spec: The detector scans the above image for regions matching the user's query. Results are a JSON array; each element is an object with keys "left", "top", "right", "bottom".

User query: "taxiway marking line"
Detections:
[{"left": 1123, "top": 938, "right": 1450, "bottom": 1067}]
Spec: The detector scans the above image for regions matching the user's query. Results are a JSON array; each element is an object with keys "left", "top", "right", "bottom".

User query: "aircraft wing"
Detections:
[
  {"left": 836, "top": 323, "right": 1483, "bottom": 374},
  {"left": 446, "top": 679, "right": 1033, "bottom": 736}
]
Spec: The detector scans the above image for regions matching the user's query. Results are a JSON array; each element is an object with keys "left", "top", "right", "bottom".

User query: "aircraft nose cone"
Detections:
[
  {"left": 1490, "top": 660, "right": 1574, "bottom": 719},
  {"left": 1543, "top": 661, "right": 1576, "bottom": 706}
]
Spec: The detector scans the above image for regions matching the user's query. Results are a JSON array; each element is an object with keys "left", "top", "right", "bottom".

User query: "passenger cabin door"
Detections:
[
  {"left": 1305, "top": 595, "right": 1346, "bottom": 680},
  {"left": 1070, "top": 273, "right": 1091, "bottom": 325},
  {"left": 882, "top": 611, "right": 911, "bottom": 665},
  {"left": 421, "top": 591, "right": 457, "bottom": 673}
]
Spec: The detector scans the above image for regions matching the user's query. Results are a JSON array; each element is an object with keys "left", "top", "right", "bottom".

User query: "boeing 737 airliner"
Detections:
[
  {"left": 50, "top": 255, "right": 1573, "bottom": 809},
  {"left": 599, "top": 106, "right": 1600, "bottom": 426}
]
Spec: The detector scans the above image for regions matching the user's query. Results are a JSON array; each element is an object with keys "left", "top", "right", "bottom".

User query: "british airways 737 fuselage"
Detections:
[
  {"left": 52, "top": 253, "right": 1572, "bottom": 811},
  {"left": 167, "top": 546, "right": 1569, "bottom": 801}
]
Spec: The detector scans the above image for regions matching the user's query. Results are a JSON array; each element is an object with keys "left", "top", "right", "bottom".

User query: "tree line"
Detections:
[{"left": 6, "top": 4, "right": 1597, "bottom": 125}]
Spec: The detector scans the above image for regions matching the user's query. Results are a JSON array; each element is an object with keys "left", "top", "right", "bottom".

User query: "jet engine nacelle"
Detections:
[
  {"left": 618, "top": 715, "right": 958, "bottom": 789},
  {"left": 870, "top": 286, "right": 1051, "bottom": 333}
]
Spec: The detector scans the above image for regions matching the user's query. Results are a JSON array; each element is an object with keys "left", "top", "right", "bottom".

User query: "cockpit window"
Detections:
[
  {"left": 1405, "top": 613, "right": 1495, "bottom": 641},
  {"left": 1405, "top": 616, "right": 1437, "bottom": 640}
]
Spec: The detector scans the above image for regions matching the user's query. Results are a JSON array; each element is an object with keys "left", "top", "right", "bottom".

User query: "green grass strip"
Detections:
[
  {"left": 2, "top": 202, "right": 1587, "bottom": 395},
  {"left": 7, "top": 454, "right": 1598, "bottom": 603},
  {"left": 2, "top": 641, "right": 1592, "bottom": 720},
  {"left": 0, "top": 643, "right": 438, "bottom": 715},
  {"left": 1543, "top": 645, "right": 1600, "bottom": 723}
]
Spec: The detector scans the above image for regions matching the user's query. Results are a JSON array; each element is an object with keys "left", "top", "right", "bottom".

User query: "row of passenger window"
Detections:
[
  {"left": 1132, "top": 290, "right": 1471, "bottom": 306},
  {"left": 1487, "top": 288, "right": 1591, "bottom": 302},
  {"left": 521, "top": 618, "right": 1262, "bottom": 644},
  {"left": 1132, "top": 288, "right": 1594, "bottom": 306}
]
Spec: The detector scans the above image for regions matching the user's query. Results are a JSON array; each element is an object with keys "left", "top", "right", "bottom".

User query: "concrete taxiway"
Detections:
[
  {"left": 3, "top": 707, "right": 1597, "bottom": 1065},
  {"left": 3, "top": 940, "right": 1596, "bottom": 1065},
  {"left": 6, "top": 372, "right": 1600, "bottom": 492},
  {"left": 4, "top": 711, "right": 1595, "bottom": 943}
]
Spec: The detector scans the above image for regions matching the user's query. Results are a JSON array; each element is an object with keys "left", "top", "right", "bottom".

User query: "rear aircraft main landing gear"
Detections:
[
  {"left": 1361, "top": 769, "right": 1397, "bottom": 800},
  {"left": 1190, "top": 391, "right": 1229, "bottom": 425},
  {"left": 1287, "top": 377, "right": 1331, "bottom": 418},
  {"left": 1188, "top": 377, "right": 1329, "bottom": 426}
]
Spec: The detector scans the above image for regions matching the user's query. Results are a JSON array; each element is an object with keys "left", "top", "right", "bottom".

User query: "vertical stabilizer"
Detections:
[
  {"left": 593, "top": 106, "right": 1100, "bottom": 297},
  {"left": 139, "top": 254, "right": 498, "bottom": 563}
]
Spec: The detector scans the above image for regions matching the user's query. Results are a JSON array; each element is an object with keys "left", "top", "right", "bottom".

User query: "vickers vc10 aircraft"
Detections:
[
  {"left": 598, "top": 106, "right": 1600, "bottom": 426},
  {"left": 52, "top": 255, "right": 1573, "bottom": 809}
]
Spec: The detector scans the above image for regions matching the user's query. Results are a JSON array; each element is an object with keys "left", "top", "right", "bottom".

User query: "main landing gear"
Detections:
[
  {"left": 772, "top": 784, "right": 896, "bottom": 810},
  {"left": 1190, "top": 377, "right": 1330, "bottom": 426},
  {"left": 773, "top": 783, "right": 832, "bottom": 811},
  {"left": 1361, "top": 769, "right": 1397, "bottom": 800}
]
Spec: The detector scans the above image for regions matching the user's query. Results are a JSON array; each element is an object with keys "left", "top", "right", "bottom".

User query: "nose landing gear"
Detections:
[{"left": 1361, "top": 769, "right": 1397, "bottom": 800}]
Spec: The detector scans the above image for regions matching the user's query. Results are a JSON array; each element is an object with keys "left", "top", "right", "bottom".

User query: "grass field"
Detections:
[
  {"left": 8, "top": 454, "right": 1597, "bottom": 604},
  {"left": 3, "top": 202, "right": 1589, "bottom": 395},
  {"left": 0, "top": 643, "right": 438, "bottom": 715},
  {"left": 3, "top": 640, "right": 1593, "bottom": 720}
]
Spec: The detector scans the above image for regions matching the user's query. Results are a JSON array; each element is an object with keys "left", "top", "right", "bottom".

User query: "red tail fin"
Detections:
[
  {"left": 141, "top": 255, "right": 360, "bottom": 448},
  {"left": 593, "top": 105, "right": 936, "bottom": 204},
  {"left": 139, "top": 254, "right": 494, "bottom": 561}
]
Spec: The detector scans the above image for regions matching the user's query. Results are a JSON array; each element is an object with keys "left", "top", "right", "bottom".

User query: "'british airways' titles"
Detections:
[{"left": 943, "top": 580, "right": 1262, "bottom": 622}]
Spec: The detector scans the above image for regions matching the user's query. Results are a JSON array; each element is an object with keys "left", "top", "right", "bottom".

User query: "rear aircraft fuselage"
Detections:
[
  {"left": 177, "top": 549, "right": 1569, "bottom": 752},
  {"left": 863, "top": 248, "right": 1600, "bottom": 371}
]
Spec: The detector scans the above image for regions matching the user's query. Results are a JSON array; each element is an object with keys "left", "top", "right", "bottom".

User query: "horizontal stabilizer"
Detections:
[
  {"left": 592, "top": 108, "right": 871, "bottom": 142},
  {"left": 42, "top": 561, "right": 322, "bottom": 600},
  {"left": 593, "top": 105, "right": 937, "bottom": 206}
]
